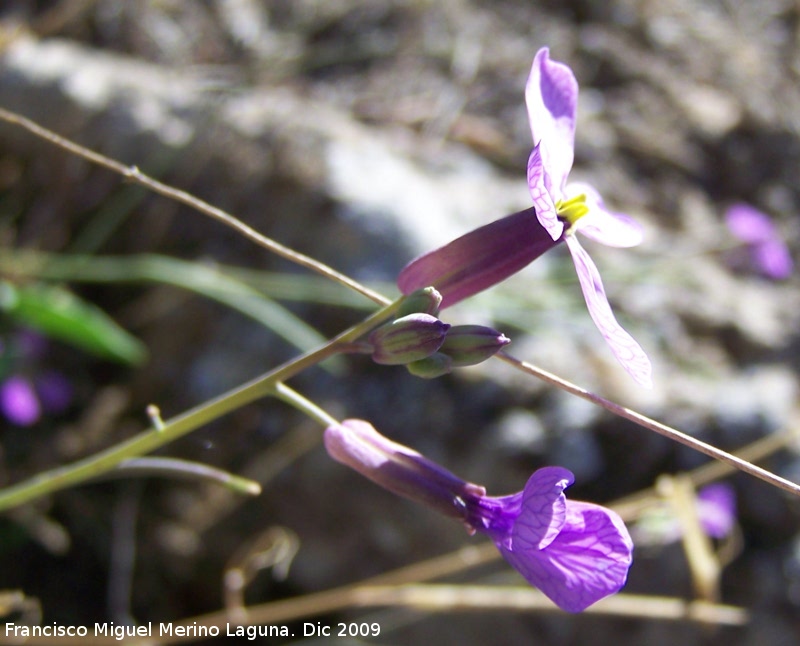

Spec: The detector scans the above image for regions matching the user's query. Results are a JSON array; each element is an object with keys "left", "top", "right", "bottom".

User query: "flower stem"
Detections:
[
  {"left": 0, "top": 298, "right": 405, "bottom": 512},
  {"left": 271, "top": 382, "right": 340, "bottom": 428},
  {"left": 496, "top": 351, "right": 800, "bottom": 497},
  {"left": 106, "top": 457, "right": 262, "bottom": 496},
  {"left": 0, "top": 107, "right": 391, "bottom": 307}
]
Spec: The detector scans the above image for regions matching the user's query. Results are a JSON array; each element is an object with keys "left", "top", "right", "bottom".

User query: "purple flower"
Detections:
[
  {"left": 0, "top": 330, "right": 73, "bottom": 426},
  {"left": 632, "top": 483, "right": 737, "bottom": 546},
  {"left": 725, "top": 203, "right": 793, "bottom": 280},
  {"left": 0, "top": 376, "right": 41, "bottom": 426},
  {"left": 695, "top": 483, "right": 736, "bottom": 540},
  {"left": 324, "top": 419, "right": 633, "bottom": 612},
  {"left": 369, "top": 313, "right": 450, "bottom": 365},
  {"left": 399, "top": 48, "right": 651, "bottom": 388}
]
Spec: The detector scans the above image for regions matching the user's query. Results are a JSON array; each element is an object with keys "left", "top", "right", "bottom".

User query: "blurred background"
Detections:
[{"left": 1, "top": 1, "right": 799, "bottom": 644}]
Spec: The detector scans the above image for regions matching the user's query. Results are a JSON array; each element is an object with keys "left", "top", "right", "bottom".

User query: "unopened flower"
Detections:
[
  {"left": 398, "top": 48, "right": 651, "bottom": 388},
  {"left": 396, "top": 287, "right": 443, "bottom": 318},
  {"left": 402, "top": 325, "right": 510, "bottom": 378},
  {"left": 724, "top": 203, "right": 793, "bottom": 280},
  {"left": 439, "top": 324, "right": 511, "bottom": 367},
  {"left": 369, "top": 314, "right": 450, "bottom": 365},
  {"left": 406, "top": 352, "right": 453, "bottom": 379},
  {"left": 324, "top": 419, "right": 633, "bottom": 612}
]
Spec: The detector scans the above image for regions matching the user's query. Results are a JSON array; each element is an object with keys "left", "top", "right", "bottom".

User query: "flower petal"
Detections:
[
  {"left": 1, "top": 376, "right": 41, "bottom": 426},
  {"left": 753, "top": 238, "right": 793, "bottom": 280},
  {"left": 502, "top": 499, "right": 633, "bottom": 612},
  {"left": 725, "top": 203, "right": 778, "bottom": 244},
  {"left": 527, "top": 145, "right": 564, "bottom": 241},
  {"left": 525, "top": 47, "right": 578, "bottom": 197},
  {"left": 566, "top": 183, "right": 643, "bottom": 248},
  {"left": 697, "top": 484, "right": 737, "bottom": 539},
  {"left": 397, "top": 208, "right": 560, "bottom": 308},
  {"left": 565, "top": 236, "right": 652, "bottom": 388},
  {"left": 724, "top": 204, "right": 793, "bottom": 279},
  {"left": 510, "top": 467, "right": 573, "bottom": 551}
]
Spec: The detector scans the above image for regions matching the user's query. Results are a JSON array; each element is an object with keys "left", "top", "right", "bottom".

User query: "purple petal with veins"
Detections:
[
  {"left": 527, "top": 145, "right": 564, "bottom": 241},
  {"left": 525, "top": 47, "right": 578, "bottom": 197},
  {"left": 497, "top": 467, "right": 633, "bottom": 613},
  {"left": 565, "top": 236, "right": 652, "bottom": 388}
]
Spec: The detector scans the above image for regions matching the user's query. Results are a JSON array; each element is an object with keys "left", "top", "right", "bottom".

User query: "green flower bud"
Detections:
[
  {"left": 406, "top": 352, "right": 453, "bottom": 379},
  {"left": 369, "top": 314, "right": 450, "bottom": 365},
  {"left": 439, "top": 325, "right": 510, "bottom": 367},
  {"left": 396, "top": 287, "right": 443, "bottom": 318}
]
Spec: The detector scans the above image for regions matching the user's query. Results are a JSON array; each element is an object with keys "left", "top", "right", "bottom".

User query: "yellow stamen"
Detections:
[{"left": 556, "top": 193, "right": 589, "bottom": 230}]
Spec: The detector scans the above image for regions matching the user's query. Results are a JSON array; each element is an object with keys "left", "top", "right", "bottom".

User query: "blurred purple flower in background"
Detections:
[
  {"left": 632, "top": 482, "right": 737, "bottom": 546},
  {"left": 0, "top": 375, "right": 40, "bottom": 426},
  {"left": 0, "top": 330, "right": 72, "bottom": 427},
  {"left": 325, "top": 419, "right": 633, "bottom": 612},
  {"left": 695, "top": 483, "right": 737, "bottom": 540},
  {"left": 724, "top": 203, "right": 793, "bottom": 280},
  {"left": 399, "top": 48, "right": 652, "bottom": 388}
]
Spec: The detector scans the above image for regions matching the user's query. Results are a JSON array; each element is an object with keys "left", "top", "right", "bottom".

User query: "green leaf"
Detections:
[{"left": 0, "top": 281, "right": 147, "bottom": 365}]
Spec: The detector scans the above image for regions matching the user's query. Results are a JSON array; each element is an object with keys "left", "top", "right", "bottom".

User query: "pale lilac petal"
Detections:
[
  {"left": 697, "top": 484, "right": 736, "bottom": 539},
  {"left": 725, "top": 203, "right": 793, "bottom": 279},
  {"left": 502, "top": 499, "right": 633, "bottom": 612},
  {"left": 725, "top": 203, "right": 778, "bottom": 244},
  {"left": 566, "top": 183, "right": 643, "bottom": 248},
  {"left": 527, "top": 145, "right": 564, "bottom": 241},
  {"left": 565, "top": 236, "right": 652, "bottom": 388},
  {"left": 525, "top": 48, "right": 578, "bottom": 196},
  {"left": 398, "top": 208, "right": 560, "bottom": 308},
  {"left": 1, "top": 376, "right": 41, "bottom": 426},
  {"left": 753, "top": 238, "right": 793, "bottom": 280}
]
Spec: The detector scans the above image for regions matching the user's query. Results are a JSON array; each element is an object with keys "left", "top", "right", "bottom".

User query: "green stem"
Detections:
[
  {"left": 108, "top": 458, "right": 262, "bottom": 496},
  {"left": 272, "top": 382, "right": 340, "bottom": 428},
  {"left": 0, "top": 298, "right": 404, "bottom": 512}
]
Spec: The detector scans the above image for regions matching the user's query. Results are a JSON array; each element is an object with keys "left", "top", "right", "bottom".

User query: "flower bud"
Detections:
[
  {"left": 396, "top": 287, "right": 443, "bottom": 318},
  {"left": 406, "top": 352, "right": 453, "bottom": 379},
  {"left": 369, "top": 314, "right": 450, "bottom": 365},
  {"left": 439, "top": 325, "right": 511, "bottom": 367}
]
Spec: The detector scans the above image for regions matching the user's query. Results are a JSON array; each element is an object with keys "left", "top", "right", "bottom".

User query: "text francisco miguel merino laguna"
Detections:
[{"left": 3, "top": 622, "right": 326, "bottom": 640}]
